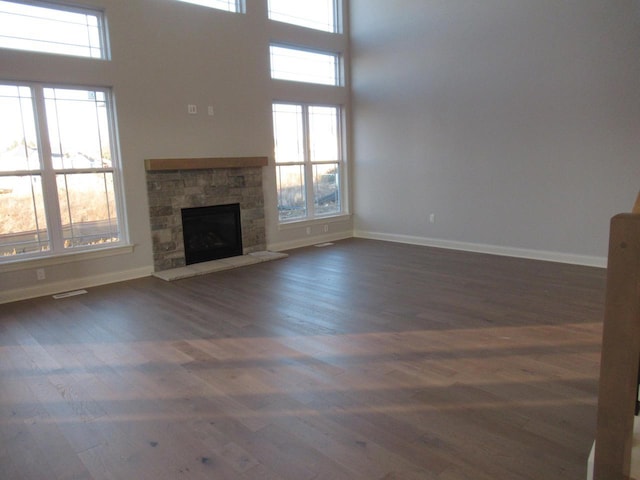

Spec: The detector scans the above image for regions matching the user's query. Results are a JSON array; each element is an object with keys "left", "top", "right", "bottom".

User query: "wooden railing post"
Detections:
[{"left": 594, "top": 200, "right": 640, "bottom": 479}]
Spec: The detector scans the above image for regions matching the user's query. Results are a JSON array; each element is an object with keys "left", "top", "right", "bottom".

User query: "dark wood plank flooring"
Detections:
[{"left": 0, "top": 238, "right": 606, "bottom": 479}]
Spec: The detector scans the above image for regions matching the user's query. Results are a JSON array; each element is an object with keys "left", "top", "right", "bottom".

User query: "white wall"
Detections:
[
  {"left": 4, "top": 0, "right": 637, "bottom": 302},
  {"left": 350, "top": 0, "right": 640, "bottom": 265},
  {"left": 0, "top": 0, "right": 352, "bottom": 302}
]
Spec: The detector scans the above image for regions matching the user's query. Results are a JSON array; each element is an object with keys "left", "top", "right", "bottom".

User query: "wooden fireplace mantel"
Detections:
[{"left": 144, "top": 156, "right": 268, "bottom": 171}]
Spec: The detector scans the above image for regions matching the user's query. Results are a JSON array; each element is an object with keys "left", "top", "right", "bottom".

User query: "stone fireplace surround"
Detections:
[{"left": 145, "top": 157, "right": 268, "bottom": 272}]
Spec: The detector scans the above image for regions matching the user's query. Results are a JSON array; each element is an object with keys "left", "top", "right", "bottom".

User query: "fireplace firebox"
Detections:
[{"left": 181, "top": 203, "right": 243, "bottom": 265}]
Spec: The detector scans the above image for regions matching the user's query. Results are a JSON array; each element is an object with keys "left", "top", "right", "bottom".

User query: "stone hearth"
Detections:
[{"left": 145, "top": 157, "right": 268, "bottom": 272}]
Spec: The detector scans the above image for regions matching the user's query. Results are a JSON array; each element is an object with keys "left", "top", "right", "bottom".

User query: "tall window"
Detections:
[
  {"left": 273, "top": 103, "right": 342, "bottom": 222},
  {"left": 176, "top": 0, "right": 243, "bottom": 13},
  {"left": 268, "top": 0, "right": 338, "bottom": 33},
  {"left": 0, "top": 0, "right": 107, "bottom": 59},
  {"left": 269, "top": 1, "right": 347, "bottom": 225},
  {"left": 0, "top": 83, "right": 125, "bottom": 260}
]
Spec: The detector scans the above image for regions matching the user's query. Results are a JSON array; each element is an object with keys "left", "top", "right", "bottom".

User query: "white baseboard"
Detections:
[
  {"left": 354, "top": 230, "right": 607, "bottom": 268},
  {"left": 0, "top": 266, "right": 153, "bottom": 304},
  {"left": 268, "top": 231, "right": 353, "bottom": 253},
  {"left": 2, "top": 231, "right": 604, "bottom": 304}
]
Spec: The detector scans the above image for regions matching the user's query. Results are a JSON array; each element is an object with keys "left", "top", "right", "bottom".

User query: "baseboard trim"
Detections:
[
  {"left": 268, "top": 231, "right": 353, "bottom": 253},
  {"left": 3, "top": 232, "right": 604, "bottom": 304},
  {"left": 0, "top": 266, "right": 153, "bottom": 304},
  {"left": 354, "top": 230, "right": 607, "bottom": 268}
]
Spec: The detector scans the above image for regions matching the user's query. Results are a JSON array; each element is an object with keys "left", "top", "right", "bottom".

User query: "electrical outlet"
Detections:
[
  {"left": 36, "top": 268, "right": 45, "bottom": 280},
  {"left": 187, "top": 104, "right": 197, "bottom": 114},
  {"left": 323, "top": 224, "right": 329, "bottom": 233},
  {"left": 306, "top": 226, "right": 311, "bottom": 235},
  {"left": 207, "top": 106, "right": 214, "bottom": 116},
  {"left": 429, "top": 213, "right": 436, "bottom": 224}
]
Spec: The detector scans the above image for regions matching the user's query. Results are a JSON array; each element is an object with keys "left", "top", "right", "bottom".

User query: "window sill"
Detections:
[
  {"left": 277, "top": 213, "right": 352, "bottom": 231},
  {"left": 0, "top": 244, "right": 136, "bottom": 273}
]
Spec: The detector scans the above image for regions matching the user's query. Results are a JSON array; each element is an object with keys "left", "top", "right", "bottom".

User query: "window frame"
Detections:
[
  {"left": 0, "top": 0, "right": 110, "bottom": 59},
  {"left": 273, "top": 101, "right": 345, "bottom": 224},
  {"left": 0, "top": 80, "right": 128, "bottom": 263}
]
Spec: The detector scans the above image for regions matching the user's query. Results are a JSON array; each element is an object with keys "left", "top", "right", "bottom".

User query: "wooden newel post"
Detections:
[{"left": 594, "top": 203, "right": 640, "bottom": 479}]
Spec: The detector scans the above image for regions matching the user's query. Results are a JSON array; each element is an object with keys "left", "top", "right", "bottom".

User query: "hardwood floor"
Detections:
[{"left": 0, "top": 238, "right": 606, "bottom": 479}]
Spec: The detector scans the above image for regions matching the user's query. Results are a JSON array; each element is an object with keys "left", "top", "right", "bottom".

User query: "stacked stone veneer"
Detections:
[{"left": 146, "top": 167, "right": 266, "bottom": 272}]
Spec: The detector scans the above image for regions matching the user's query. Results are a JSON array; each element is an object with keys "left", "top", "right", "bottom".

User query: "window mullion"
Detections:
[
  {"left": 337, "top": 108, "right": 345, "bottom": 212},
  {"left": 302, "top": 105, "right": 315, "bottom": 219},
  {"left": 32, "top": 85, "right": 64, "bottom": 253},
  {"left": 104, "top": 90, "right": 128, "bottom": 242}
]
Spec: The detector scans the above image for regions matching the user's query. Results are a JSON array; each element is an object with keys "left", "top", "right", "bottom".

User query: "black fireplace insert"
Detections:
[{"left": 181, "top": 203, "right": 243, "bottom": 265}]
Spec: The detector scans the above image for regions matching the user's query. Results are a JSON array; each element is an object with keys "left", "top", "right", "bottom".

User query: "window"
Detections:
[
  {"left": 268, "top": 0, "right": 339, "bottom": 33},
  {"left": 0, "top": 0, "right": 107, "bottom": 59},
  {"left": 176, "top": 0, "right": 243, "bottom": 13},
  {"left": 273, "top": 103, "right": 342, "bottom": 222},
  {"left": 269, "top": 1, "right": 348, "bottom": 225},
  {"left": 0, "top": 82, "right": 126, "bottom": 260},
  {"left": 270, "top": 45, "right": 340, "bottom": 86}
]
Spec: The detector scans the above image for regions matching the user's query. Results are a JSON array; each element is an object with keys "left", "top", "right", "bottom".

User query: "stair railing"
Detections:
[{"left": 594, "top": 191, "right": 640, "bottom": 480}]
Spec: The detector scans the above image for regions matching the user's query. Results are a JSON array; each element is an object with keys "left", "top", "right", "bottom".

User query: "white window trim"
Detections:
[
  {"left": 267, "top": 0, "right": 342, "bottom": 34},
  {"left": 274, "top": 101, "right": 346, "bottom": 225},
  {"left": 0, "top": 81, "right": 129, "bottom": 264},
  {"left": 175, "top": 0, "right": 245, "bottom": 13},
  {"left": 0, "top": 0, "right": 110, "bottom": 60},
  {"left": 270, "top": 43, "right": 343, "bottom": 87},
  {"left": 277, "top": 213, "right": 351, "bottom": 231},
  {"left": 0, "top": 243, "right": 135, "bottom": 273}
]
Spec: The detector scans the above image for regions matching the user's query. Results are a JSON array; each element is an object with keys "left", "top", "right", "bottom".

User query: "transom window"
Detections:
[
  {"left": 0, "top": 0, "right": 107, "bottom": 59},
  {"left": 270, "top": 45, "right": 340, "bottom": 86},
  {"left": 0, "top": 82, "right": 126, "bottom": 260},
  {"left": 176, "top": 0, "right": 243, "bottom": 13},
  {"left": 273, "top": 103, "right": 342, "bottom": 222},
  {"left": 268, "top": 0, "right": 339, "bottom": 33}
]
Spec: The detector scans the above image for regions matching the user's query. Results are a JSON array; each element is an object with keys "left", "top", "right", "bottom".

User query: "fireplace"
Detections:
[
  {"left": 181, "top": 203, "right": 243, "bottom": 265},
  {"left": 145, "top": 157, "right": 267, "bottom": 272}
]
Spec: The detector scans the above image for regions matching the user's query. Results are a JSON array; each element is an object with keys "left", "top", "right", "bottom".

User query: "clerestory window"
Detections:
[
  {"left": 268, "top": 0, "right": 340, "bottom": 33},
  {"left": 0, "top": 0, "right": 108, "bottom": 59},
  {"left": 176, "top": 0, "right": 244, "bottom": 13},
  {"left": 270, "top": 45, "right": 341, "bottom": 86}
]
